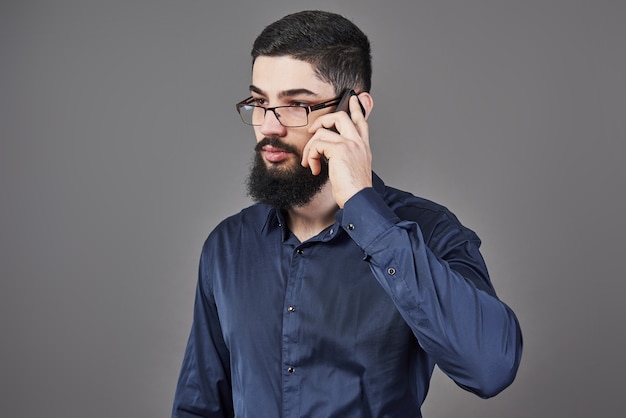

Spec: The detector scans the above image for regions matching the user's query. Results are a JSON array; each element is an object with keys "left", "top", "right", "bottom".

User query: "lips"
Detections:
[{"left": 262, "top": 145, "right": 291, "bottom": 163}]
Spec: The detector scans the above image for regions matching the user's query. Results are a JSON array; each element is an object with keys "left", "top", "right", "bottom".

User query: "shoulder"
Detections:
[
  {"left": 202, "top": 203, "right": 273, "bottom": 248},
  {"left": 378, "top": 179, "right": 480, "bottom": 246}
]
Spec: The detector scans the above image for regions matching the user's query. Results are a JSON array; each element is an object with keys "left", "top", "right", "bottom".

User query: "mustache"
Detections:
[{"left": 254, "top": 137, "right": 299, "bottom": 155}]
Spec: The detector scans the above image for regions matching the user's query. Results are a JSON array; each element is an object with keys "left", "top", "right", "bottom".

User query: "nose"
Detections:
[{"left": 259, "top": 108, "right": 287, "bottom": 137}]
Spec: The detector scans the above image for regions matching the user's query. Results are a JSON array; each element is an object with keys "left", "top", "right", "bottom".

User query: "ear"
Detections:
[{"left": 356, "top": 92, "right": 374, "bottom": 120}]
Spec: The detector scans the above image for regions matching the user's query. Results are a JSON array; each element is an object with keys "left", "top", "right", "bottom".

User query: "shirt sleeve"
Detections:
[
  {"left": 172, "top": 247, "right": 235, "bottom": 418},
  {"left": 340, "top": 187, "right": 523, "bottom": 398}
]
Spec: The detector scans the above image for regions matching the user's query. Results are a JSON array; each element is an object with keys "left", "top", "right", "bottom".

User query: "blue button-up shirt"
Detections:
[{"left": 173, "top": 173, "right": 522, "bottom": 417}]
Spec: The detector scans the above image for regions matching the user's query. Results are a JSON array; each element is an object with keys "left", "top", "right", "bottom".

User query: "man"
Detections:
[{"left": 173, "top": 10, "right": 522, "bottom": 417}]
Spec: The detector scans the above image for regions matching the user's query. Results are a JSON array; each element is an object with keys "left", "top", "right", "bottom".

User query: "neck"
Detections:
[{"left": 285, "top": 182, "right": 338, "bottom": 242}]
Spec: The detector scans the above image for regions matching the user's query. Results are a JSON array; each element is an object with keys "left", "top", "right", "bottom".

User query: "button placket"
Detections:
[{"left": 282, "top": 240, "right": 306, "bottom": 408}]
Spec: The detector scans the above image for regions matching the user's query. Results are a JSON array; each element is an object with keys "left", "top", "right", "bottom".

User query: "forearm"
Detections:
[
  {"left": 341, "top": 188, "right": 522, "bottom": 397},
  {"left": 173, "top": 254, "right": 234, "bottom": 417},
  {"left": 368, "top": 227, "right": 521, "bottom": 396}
]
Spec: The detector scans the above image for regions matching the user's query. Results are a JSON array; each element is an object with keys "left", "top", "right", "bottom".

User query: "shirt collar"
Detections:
[{"left": 260, "top": 205, "right": 284, "bottom": 237}]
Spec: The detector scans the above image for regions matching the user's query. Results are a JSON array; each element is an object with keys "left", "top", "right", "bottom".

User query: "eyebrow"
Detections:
[{"left": 249, "top": 85, "right": 319, "bottom": 99}]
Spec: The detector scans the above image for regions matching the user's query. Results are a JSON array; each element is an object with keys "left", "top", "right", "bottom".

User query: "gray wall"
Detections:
[{"left": 2, "top": 1, "right": 624, "bottom": 417}]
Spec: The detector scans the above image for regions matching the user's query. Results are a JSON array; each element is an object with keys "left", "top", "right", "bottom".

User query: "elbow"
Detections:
[
  {"left": 465, "top": 330, "right": 523, "bottom": 398},
  {"left": 468, "top": 360, "right": 520, "bottom": 399}
]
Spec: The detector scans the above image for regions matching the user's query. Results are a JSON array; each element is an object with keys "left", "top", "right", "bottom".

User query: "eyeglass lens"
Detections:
[{"left": 240, "top": 105, "right": 309, "bottom": 127}]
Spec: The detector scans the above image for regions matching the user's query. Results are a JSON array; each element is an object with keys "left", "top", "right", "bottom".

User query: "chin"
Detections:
[
  {"left": 265, "top": 159, "right": 299, "bottom": 174},
  {"left": 247, "top": 151, "right": 329, "bottom": 209}
]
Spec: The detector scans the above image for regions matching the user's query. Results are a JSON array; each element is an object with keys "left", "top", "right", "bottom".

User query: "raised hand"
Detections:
[{"left": 302, "top": 95, "right": 373, "bottom": 208}]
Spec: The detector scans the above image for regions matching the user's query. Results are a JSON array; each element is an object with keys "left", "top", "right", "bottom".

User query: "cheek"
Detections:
[{"left": 297, "top": 132, "right": 315, "bottom": 150}]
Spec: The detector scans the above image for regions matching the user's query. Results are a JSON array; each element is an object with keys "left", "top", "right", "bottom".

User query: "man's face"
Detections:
[
  {"left": 245, "top": 56, "right": 337, "bottom": 208},
  {"left": 250, "top": 56, "right": 336, "bottom": 168}
]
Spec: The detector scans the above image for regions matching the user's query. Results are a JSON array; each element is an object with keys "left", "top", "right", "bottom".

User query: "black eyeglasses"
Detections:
[{"left": 235, "top": 96, "right": 343, "bottom": 127}]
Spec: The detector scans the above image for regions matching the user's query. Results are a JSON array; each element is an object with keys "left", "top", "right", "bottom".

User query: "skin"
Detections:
[{"left": 251, "top": 56, "right": 374, "bottom": 240}]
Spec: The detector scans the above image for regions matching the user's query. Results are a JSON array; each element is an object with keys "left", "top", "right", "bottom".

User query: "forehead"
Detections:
[{"left": 251, "top": 56, "right": 333, "bottom": 97}]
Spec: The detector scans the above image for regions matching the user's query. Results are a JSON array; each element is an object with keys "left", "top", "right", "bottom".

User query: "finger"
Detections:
[
  {"left": 348, "top": 95, "right": 365, "bottom": 122},
  {"left": 308, "top": 112, "right": 357, "bottom": 136},
  {"left": 302, "top": 124, "right": 346, "bottom": 165},
  {"left": 349, "top": 96, "right": 370, "bottom": 145},
  {"left": 301, "top": 131, "right": 322, "bottom": 166},
  {"left": 302, "top": 140, "right": 324, "bottom": 175},
  {"left": 307, "top": 115, "right": 338, "bottom": 134}
]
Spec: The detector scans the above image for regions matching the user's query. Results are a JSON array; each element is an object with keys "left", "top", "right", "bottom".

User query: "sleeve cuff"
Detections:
[{"left": 339, "top": 187, "right": 401, "bottom": 250}]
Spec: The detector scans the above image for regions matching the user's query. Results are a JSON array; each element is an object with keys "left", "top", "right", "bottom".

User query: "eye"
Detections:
[
  {"left": 252, "top": 97, "right": 268, "bottom": 106},
  {"left": 290, "top": 101, "right": 309, "bottom": 108}
]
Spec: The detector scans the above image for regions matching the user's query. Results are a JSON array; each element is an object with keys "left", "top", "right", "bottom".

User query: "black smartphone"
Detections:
[
  {"left": 326, "top": 89, "right": 366, "bottom": 139},
  {"left": 335, "top": 89, "right": 366, "bottom": 116}
]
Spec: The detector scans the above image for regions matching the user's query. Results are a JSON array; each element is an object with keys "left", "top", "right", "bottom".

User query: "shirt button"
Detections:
[
  {"left": 387, "top": 267, "right": 396, "bottom": 276},
  {"left": 287, "top": 305, "right": 296, "bottom": 312},
  {"left": 288, "top": 367, "right": 295, "bottom": 373},
  {"left": 296, "top": 249, "right": 303, "bottom": 255},
  {"left": 347, "top": 223, "right": 355, "bottom": 231}
]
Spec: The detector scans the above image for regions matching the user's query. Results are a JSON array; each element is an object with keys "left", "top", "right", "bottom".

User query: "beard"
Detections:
[{"left": 246, "top": 136, "right": 329, "bottom": 209}]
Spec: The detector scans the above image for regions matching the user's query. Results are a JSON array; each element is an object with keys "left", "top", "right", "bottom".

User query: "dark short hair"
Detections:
[{"left": 251, "top": 10, "right": 372, "bottom": 94}]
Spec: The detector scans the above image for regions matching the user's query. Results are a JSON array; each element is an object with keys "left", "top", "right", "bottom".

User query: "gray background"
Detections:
[{"left": 2, "top": 0, "right": 624, "bottom": 417}]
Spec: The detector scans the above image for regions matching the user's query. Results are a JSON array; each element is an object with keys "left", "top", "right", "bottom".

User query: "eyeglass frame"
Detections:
[{"left": 235, "top": 95, "right": 344, "bottom": 127}]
